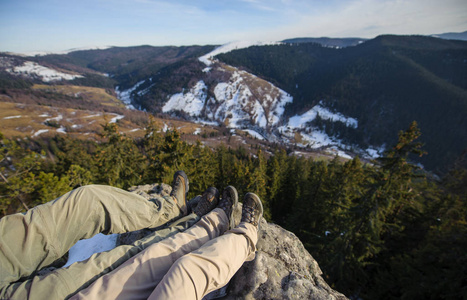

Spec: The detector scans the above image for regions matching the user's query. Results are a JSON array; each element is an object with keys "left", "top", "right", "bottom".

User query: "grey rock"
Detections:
[{"left": 222, "top": 216, "right": 347, "bottom": 299}]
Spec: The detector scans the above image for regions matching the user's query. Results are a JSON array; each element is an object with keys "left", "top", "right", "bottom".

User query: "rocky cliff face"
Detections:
[{"left": 124, "top": 183, "right": 348, "bottom": 300}]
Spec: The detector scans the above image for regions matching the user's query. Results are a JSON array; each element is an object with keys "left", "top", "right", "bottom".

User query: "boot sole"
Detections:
[{"left": 224, "top": 186, "right": 238, "bottom": 229}]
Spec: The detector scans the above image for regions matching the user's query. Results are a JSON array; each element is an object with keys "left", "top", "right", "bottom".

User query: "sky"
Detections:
[{"left": 1, "top": 0, "right": 466, "bottom": 53}]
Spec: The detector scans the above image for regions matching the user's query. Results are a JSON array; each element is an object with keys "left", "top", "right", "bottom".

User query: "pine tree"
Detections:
[
  {"left": 95, "top": 123, "right": 145, "bottom": 188},
  {"left": 267, "top": 149, "right": 287, "bottom": 220},
  {"left": 246, "top": 149, "right": 270, "bottom": 220}
]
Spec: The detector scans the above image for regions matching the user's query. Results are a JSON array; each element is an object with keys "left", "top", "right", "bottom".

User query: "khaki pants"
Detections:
[
  {"left": 0, "top": 185, "right": 197, "bottom": 300},
  {"left": 72, "top": 208, "right": 258, "bottom": 300}
]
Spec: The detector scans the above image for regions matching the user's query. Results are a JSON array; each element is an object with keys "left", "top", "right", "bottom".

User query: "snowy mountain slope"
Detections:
[
  {"left": 162, "top": 64, "right": 292, "bottom": 132},
  {"left": 1, "top": 57, "right": 84, "bottom": 82},
  {"left": 160, "top": 60, "right": 367, "bottom": 158},
  {"left": 110, "top": 43, "right": 370, "bottom": 159},
  {"left": 286, "top": 102, "right": 358, "bottom": 129},
  {"left": 199, "top": 41, "right": 281, "bottom": 65}
]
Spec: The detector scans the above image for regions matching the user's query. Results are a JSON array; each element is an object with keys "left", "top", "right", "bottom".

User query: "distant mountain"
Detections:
[
  {"left": 432, "top": 30, "right": 467, "bottom": 41},
  {"left": 281, "top": 37, "right": 367, "bottom": 48},
  {"left": 26, "top": 45, "right": 216, "bottom": 90},
  {"left": 216, "top": 35, "right": 467, "bottom": 171},
  {"left": 2, "top": 35, "right": 466, "bottom": 172}
]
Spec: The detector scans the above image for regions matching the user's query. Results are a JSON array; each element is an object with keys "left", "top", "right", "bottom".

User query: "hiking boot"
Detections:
[
  {"left": 193, "top": 187, "right": 220, "bottom": 216},
  {"left": 219, "top": 186, "right": 238, "bottom": 229},
  {"left": 187, "top": 195, "right": 202, "bottom": 214},
  {"left": 170, "top": 171, "right": 189, "bottom": 215},
  {"left": 241, "top": 193, "right": 263, "bottom": 229}
]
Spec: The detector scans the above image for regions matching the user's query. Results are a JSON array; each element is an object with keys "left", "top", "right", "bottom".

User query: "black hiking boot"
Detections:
[
  {"left": 241, "top": 193, "right": 263, "bottom": 229},
  {"left": 219, "top": 186, "right": 238, "bottom": 229},
  {"left": 170, "top": 171, "right": 189, "bottom": 215},
  {"left": 193, "top": 187, "right": 220, "bottom": 216}
]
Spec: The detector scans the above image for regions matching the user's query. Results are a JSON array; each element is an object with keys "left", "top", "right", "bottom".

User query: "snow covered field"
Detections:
[{"left": 6, "top": 61, "right": 84, "bottom": 82}]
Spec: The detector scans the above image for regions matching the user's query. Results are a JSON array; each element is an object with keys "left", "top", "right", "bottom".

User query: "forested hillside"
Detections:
[
  {"left": 33, "top": 45, "right": 216, "bottom": 90},
  {"left": 1, "top": 121, "right": 465, "bottom": 299},
  {"left": 3, "top": 35, "right": 466, "bottom": 172},
  {"left": 217, "top": 35, "right": 467, "bottom": 172}
]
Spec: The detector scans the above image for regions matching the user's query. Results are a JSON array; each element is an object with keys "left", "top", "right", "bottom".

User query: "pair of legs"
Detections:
[
  {"left": 71, "top": 188, "right": 264, "bottom": 300},
  {"left": 0, "top": 171, "right": 198, "bottom": 300}
]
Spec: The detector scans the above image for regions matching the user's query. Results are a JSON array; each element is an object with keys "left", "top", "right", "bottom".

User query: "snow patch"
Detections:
[
  {"left": 115, "top": 80, "right": 146, "bottom": 110},
  {"left": 3, "top": 115, "right": 22, "bottom": 119},
  {"left": 298, "top": 130, "right": 336, "bottom": 149},
  {"left": 56, "top": 126, "right": 67, "bottom": 134},
  {"left": 288, "top": 102, "right": 357, "bottom": 129},
  {"left": 84, "top": 113, "right": 101, "bottom": 118},
  {"left": 243, "top": 129, "right": 265, "bottom": 140},
  {"left": 32, "top": 129, "right": 49, "bottom": 137},
  {"left": 326, "top": 146, "right": 352, "bottom": 159},
  {"left": 199, "top": 41, "right": 282, "bottom": 65},
  {"left": 109, "top": 114, "right": 124, "bottom": 123},
  {"left": 162, "top": 81, "right": 207, "bottom": 116},
  {"left": 45, "top": 114, "right": 63, "bottom": 122},
  {"left": 365, "top": 146, "right": 385, "bottom": 159},
  {"left": 6, "top": 61, "right": 84, "bottom": 82}
]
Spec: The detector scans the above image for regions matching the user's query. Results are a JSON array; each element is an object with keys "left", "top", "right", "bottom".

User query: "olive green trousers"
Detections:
[{"left": 0, "top": 185, "right": 200, "bottom": 300}]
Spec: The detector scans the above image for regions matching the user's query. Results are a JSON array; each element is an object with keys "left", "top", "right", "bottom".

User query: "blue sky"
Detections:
[{"left": 1, "top": 0, "right": 466, "bottom": 53}]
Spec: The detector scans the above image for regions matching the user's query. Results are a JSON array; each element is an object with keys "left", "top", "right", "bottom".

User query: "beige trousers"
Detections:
[
  {"left": 72, "top": 208, "right": 258, "bottom": 300},
  {"left": 0, "top": 185, "right": 192, "bottom": 300}
]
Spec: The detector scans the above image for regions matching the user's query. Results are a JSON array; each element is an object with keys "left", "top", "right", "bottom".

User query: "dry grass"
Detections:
[
  {"left": 32, "top": 85, "right": 125, "bottom": 108},
  {"left": 0, "top": 101, "right": 144, "bottom": 139},
  {"left": 0, "top": 101, "right": 348, "bottom": 163}
]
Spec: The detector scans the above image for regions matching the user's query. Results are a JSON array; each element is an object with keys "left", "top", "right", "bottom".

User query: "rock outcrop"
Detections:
[{"left": 123, "top": 183, "right": 348, "bottom": 300}]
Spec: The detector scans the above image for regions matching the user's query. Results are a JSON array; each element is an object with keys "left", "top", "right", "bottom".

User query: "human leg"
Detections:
[
  {"left": 70, "top": 187, "right": 223, "bottom": 300},
  {"left": 0, "top": 212, "right": 200, "bottom": 300},
  {"left": 149, "top": 192, "right": 263, "bottom": 300},
  {"left": 0, "top": 171, "right": 189, "bottom": 297}
]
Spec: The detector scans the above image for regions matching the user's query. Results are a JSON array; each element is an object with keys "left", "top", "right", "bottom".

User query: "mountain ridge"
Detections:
[{"left": 2, "top": 34, "right": 466, "bottom": 172}]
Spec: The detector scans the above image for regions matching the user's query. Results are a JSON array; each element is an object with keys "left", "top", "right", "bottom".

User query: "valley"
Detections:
[{"left": 1, "top": 34, "right": 467, "bottom": 173}]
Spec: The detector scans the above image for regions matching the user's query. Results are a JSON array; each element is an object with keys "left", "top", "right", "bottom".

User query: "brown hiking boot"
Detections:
[
  {"left": 170, "top": 171, "right": 189, "bottom": 215},
  {"left": 241, "top": 193, "right": 263, "bottom": 229},
  {"left": 219, "top": 186, "right": 238, "bottom": 229},
  {"left": 193, "top": 187, "right": 220, "bottom": 216}
]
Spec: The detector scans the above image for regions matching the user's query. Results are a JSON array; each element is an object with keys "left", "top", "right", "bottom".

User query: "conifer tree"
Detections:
[
  {"left": 246, "top": 149, "right": 270, "bottom": 220},
  {"left": 267, "top": 149, "right": 287, "bottom": 220},
  {"left": 95, "top": 123, "right": 145, "bottom": 188},
  {"left": 142, "top": 118, "right": 164, "bottom": 183},
  {"left": 186, "top": 141, "right": 218, "bottom": 197}
]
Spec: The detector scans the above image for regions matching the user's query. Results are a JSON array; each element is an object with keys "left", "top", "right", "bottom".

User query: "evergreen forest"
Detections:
[
  {"left": 217, "top": 35, "right": 467, "bottom": 172},
  {"left": 1, "top": 120, "right": 465, "bottom": 299}
]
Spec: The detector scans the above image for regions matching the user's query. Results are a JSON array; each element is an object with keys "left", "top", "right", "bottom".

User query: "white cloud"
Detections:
[{"left": 242, "top": 0, "right": 467, "bottom": 41}]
